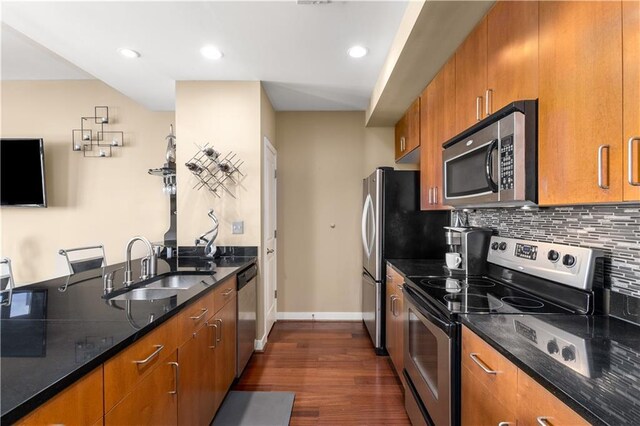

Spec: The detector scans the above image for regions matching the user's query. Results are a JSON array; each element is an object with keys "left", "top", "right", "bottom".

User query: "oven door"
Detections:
[
  {"left": 404, "top": 287, "right": 455, "bottom": 426},
  {"left": 443, "top": 123, "right": 500, "bottom": 206}
]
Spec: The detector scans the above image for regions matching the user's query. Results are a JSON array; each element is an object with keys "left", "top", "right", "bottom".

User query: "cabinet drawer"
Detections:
[
  {"left": 385, "top": 265, "right": 403, "bottom": 290},
  {"left": 177, "top": 288, "right": 217, "bottom": 345},
  {"left": 462, "top": 365, "right": 517, "bottom": 426},
  {"left": 16, "top": 367, "right": 103, "bottom": 426},
  {"left": 517, "top": 370, "right": 589, "bottom": 426},
  {"left": 461, "top": 326, "right": 518, "bottom": 409},
  {"left": 213, "top": 276, "right": 237, "bottom": 313},
  {"left": 104, "top": 316, "right": 178, "bottom": 412}
]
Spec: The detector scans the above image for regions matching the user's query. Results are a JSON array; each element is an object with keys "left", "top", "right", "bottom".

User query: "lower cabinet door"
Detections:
[
  {"left": 177, "top": 321, "right": 216, "bottom": 426},
  {"left": 214, "top": 296, "right": 237, "bottom": 412},
  {"left": 462, "top": 365, "right": 517, "bottom": 426},
  {"left": 105, "top": 350, "right": 178, "bottom": 426}
]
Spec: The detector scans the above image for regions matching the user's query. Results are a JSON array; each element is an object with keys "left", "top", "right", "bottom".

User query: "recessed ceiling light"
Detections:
[
  {"left": 118, "top": 48, "right": 140, "bottom": 58},
  {"left": 201, "top": 45, "right": 223, "bottom": 60},
  {"left": 347, "top": 45, "right": 368, "bottom": 58}
]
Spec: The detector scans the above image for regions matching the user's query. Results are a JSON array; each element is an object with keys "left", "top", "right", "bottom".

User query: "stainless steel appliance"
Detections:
[
  {"left": 402, "top": 236, "right": 604, "bottom": 426},
  {"left": 236, "top": 263, "right": 257, "bottom": 377},
  {"left": 442, "top": 100, "right": 537, "bottom": 208},
  {"left": 443, "top": 227, "right": 493, "bottom": 276},
  {"left": 361, "top": 167, "right": 449, "bottom": 354}
]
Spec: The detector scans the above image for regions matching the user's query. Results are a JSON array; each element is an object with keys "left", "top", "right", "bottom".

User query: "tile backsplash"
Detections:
[{"left": 466, "top": 205, "right": 640, "bottom": 298}]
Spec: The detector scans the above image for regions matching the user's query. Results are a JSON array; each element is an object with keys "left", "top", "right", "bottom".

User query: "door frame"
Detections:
[{"left": 260, "top": 136, "right": 277, "bottom": 350}]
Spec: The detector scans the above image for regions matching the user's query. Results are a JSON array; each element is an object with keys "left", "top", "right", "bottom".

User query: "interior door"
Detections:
[{"left": 263, "top": 137, "right": 277, "bottom": 340}]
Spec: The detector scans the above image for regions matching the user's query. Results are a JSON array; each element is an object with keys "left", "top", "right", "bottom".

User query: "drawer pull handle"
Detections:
[
  {"left": 134, "top": 344, "right": 164, "bottom": 365},
  {"left": 536, "top": 417, "right": 552, "bottom": 426},
  {"left": 168, "top": 361, "right": 179, "bottom": 395},
  {"left": 215, "top": 318, "right": 223, "bottom": 342},
  {"left": 222, "top": 288, "right": 234, "bottom": 296},
  {"left": 469, "top": 353, "right": 498, "bottom": 374},
  {"left": 190, "top": 308, "right": 209, "bottom": 320},
  {"left": 208, "top": 323, "right": 218, "bottom": 348},
  {"left": 498, "top": 422, "right": 514, "bottom": 426},
  {"left": 386, "top": 274, "right": 393, "bottom": 280}
]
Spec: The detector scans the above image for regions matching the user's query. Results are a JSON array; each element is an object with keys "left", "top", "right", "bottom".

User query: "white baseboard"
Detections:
[
  {"left": 254, "top": 334, "right": 267, "bottom": 352},
  {"left": 276, "top": 311, "right": 363, "bottom": 321}
]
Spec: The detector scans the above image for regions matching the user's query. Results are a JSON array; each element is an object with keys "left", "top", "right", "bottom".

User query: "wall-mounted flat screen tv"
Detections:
[{"left": 0, "top": 138, "right": 47, "bottom": 207}]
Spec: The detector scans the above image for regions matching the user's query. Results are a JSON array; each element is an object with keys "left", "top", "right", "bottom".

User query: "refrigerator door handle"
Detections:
[{"left": 361, "top": 193, "right": 374, "bottom": 258}]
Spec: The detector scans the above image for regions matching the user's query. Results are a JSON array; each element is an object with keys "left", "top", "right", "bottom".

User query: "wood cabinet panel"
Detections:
[
  {"left": 104, "top": 316, "right": 178, "bottom": 412},
  {"left": 461, "top": 365, "right": 517, "bottom": 426},
  {"left": 538, "top": 1, "right": 623, "bottom": 205},
  {"left": 213, "top": 275, "right": 237, "bottom": 314},
  {"left": 16, "top": 367, "right": 103, "bottom": 426},
  {"left": 105, "top": 351, "right": 178, "bottom": 426},
  {"left": 177, "top": 288, "right": 217, "bottom": 346},
  {"left": 421, "top": 55, "right": 455, "bottom": 210},
  {"left": 213, "top": 295, "right": 238, "bottom": 412},
  {"left": 461, "top": 326, "right": 518, "bottom": 410},
  {"left": 487, "top": 0, "right": 539, "bottom": 113},
  {"left": 517, "top": 369, "right": 589, "bottom": 426},
  {"left": 455, "top": 17, "right": 487, "bottom": 133},
  {"left": 385, "top": 265, "right": 404, "bottom": 378},
  {"left": 395, "top": 98, "right": 420, "bottom": 162},
  {"left": 624, "top": 0, "right": 640, "bottom": 201}
]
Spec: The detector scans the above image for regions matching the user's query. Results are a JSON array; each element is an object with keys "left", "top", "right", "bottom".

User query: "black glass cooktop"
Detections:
[{"left": 406, "top": 275, "right": 576, "bottom": 316}]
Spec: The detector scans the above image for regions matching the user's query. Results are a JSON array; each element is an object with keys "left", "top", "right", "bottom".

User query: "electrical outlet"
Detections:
[{"left": 232, "top": 221, "right": 244, "bottom": 234}]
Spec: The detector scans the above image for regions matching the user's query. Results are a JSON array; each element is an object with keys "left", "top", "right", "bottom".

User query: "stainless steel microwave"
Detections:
[{"left": 442, "top": 100, "right": 537, "bottom": 208}]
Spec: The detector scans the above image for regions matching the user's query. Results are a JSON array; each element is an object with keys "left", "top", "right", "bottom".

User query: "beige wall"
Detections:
[
  {"left": 0, "top": 80, "right": 174, "bottom": 284},
  {"left": 276, "top": 111, "right": 416, "bottom": 316}
]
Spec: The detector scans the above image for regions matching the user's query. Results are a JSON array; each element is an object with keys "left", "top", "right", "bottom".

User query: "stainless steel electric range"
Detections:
[{"left": 402, "top": 236, "right": 605, "bottom": 426}]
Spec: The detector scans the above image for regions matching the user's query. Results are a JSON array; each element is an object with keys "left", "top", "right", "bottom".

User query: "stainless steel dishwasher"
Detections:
[{"left": 236, "top": 263, "right": 257, "bottom": 378}]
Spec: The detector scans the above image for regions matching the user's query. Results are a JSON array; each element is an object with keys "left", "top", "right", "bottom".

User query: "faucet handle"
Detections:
[
  {"left": 103, "top": 267, "right": 124, "bottom": 294},
  {"left": 140, "top": 257, "right": 150, "bottom": 280}
]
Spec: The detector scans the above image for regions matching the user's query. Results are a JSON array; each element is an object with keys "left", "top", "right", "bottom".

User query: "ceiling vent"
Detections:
[{"left": 297, "top": 0, "right": 332, "bottom": 5}]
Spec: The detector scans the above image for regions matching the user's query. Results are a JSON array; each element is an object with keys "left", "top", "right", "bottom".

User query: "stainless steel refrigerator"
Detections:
[{"left": 361, "top": 167, "right": 449, "bottom": 354}]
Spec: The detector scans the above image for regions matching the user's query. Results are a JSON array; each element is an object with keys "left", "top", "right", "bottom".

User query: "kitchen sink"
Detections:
[
  {"left": 110, "top": 288, "right": 180, "bottom": 301},
  {"left": 143, "top": 275, "right": 205, "bottom": 290}
]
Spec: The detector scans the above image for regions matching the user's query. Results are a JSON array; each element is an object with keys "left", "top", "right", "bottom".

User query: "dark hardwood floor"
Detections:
[{"left": 233, "top": 321, "right": 410, "bottom": 425}]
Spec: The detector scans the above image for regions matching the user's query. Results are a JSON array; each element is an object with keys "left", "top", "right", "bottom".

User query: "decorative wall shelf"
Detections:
[
  {"left": 185, "top": 143, "right": 245, "bottom": 198},
  {"left": 71, "top": 106, "right": 123, "bottom": 157}
]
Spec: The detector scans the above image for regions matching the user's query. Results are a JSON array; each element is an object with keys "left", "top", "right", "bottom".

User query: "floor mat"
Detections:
[{"left": 212, "top": 391, "right": 295, "bottom": 426}]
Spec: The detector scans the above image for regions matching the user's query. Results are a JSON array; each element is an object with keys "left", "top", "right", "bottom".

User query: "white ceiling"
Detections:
[{"left": 1, "top": 1, "right": 408, "bottom": 112}]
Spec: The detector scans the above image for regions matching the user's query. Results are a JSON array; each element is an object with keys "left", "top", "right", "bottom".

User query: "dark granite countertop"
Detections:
[
  {"left": 461, "top": 314, "right": 640, "bottom": 426},
  {"left": 0, "top": 255, "right": 256, "bottom": 424},
  {"left": 386, "top": 259, "right": 452, "bottom": 278}
]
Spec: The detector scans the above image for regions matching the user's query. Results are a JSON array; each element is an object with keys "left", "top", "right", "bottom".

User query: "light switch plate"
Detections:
[{"left": 232, "top": 221, "right": 244, "bottom": 234}]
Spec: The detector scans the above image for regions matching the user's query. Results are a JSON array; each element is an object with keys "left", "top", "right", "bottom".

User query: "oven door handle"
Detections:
[
  {"left": 485, "top": 138, "right": 499, "bottom": 193},
  {"left": 403, "top": 287, "right": 453, "bottom": 335}
]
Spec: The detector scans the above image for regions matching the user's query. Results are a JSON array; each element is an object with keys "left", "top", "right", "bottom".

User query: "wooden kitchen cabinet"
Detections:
[
  {"left": 16, "top": 367, "right": 104, "bottom": 426},
  {"left": 538, "top": 1, "right": 624, "bottom": 205},
  {"left": 395, "top": 98, "right": 420, "bottom": 162},
  {"left": 486, "top": 0, "right": 539, "bottom": 113},
  {"left": 461, "top": 326, "right": 588, "bottom": 426},
  {"left": 213, "top": 293, "right": 238, "bottom": 411},
  {"left": 455, "top": 17, "right": 487, "bottom": 133},
  {"left": 624, "top": 0, "right": 640, "bottom": 201},
  {"left": 105, "top": 351, "right": 179, "bottom": 426},
  {"left": 385, "top": 265, "right": 404, "bottom": 378},
  {"left": 420, "top": 55, "right": 455, "bottom": 210}
]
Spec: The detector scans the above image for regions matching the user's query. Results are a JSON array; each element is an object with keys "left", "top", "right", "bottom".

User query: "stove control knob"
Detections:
[
  {"left": 547, "top": 250, "right": 560, "bottom": 262},
  {"left": 491, "top": 242, "right": 499, "bottom": 250},
  {"left": 561, "top": 345, "right": 576, "bottom": 362},
  {"left": 547, "top": 339, "right": 559, "bottom": 354},
  {"left": 562, "top": 254, "right": 576, "bottom": 268},
  {"left": 498, "top": 242, "right": 508, "bottom": 251}
]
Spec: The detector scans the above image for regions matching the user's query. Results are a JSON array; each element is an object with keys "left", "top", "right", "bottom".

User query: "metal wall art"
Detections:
[
  {"left": 71, "top": 106, "right": 124, "bottom": 157},
  {"left": 185, "top": 143, "right": 244, "bottom": 198}
]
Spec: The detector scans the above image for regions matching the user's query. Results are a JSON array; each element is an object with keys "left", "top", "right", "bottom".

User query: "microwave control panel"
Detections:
[{"left": 500, "top": 135, "right": 514, "bottom": 190}]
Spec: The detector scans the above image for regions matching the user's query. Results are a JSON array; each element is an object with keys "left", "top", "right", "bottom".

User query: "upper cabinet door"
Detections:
[
  {"left": 487, "top": 1, "right": 539, "bottom": 114},
  {"left": 395, "top": 98, "right": 420, "bottom": 162},
  {"left": 455, "top": 17, "right": 488, "bottom": 134},
  {"left": 624, "top": 0, "right": 640, "bottom": 201},
  {"left": 538, "top": 1, "right": 623, "bottom": 205}
]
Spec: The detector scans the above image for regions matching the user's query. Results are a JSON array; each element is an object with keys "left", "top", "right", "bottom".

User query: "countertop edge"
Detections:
[
  {"left": 1, "top": 257, "right": 256, "bottom": 424},
  {"left": 459, "top": 317, "right": 607, "bottom": 426}
]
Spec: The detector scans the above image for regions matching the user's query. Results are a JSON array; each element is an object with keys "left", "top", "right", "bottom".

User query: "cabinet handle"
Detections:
[
  {"left": 190, "top": 308, "right": 209, "bottom": 320},
  {"left": 428, "top": 187, "right": 433, "bottom": 204},
  {"left": 485, "top": 89, "right": 493, "bottom": 116},
  {"left": 208, "top": 322, "right": 218, "bottom": 348},
  {"left": 628, "top": 136, "right": 640, "bottom": 186},
  {"left": 498, "top": 423, "right": 514, "bottom": 426},
  {"left": 215, "top": 318, "right": 223, "bottom": 342},
  {"left": 469, "top": 353, "right": 498, "bottom": 374},
  {"left": 134, "top": 344, "right": 164, "bottom": 365},
  {"left": 400, "top": 137, "right": 406, "bottom": 152},
  {"left": 222, "top": 288, "right": 234, "bottom": 296},
  {"left": 168, "top": 361, "right": 179, "bottom": 395},
  {"left": 536, "top": 417, "right": 552, "bottom": 426},
  {"left": 397, "top": 283, "right": 403, "bottom": 292},
  {"left": 476, "top": 96, "right": 483, "bottom": 121},
  {"left": 386, "top": 274, "right": 393, "bottom": 280},
  {"left": 434, "top": 187, "right": 438, "bottom": 205},
  {"left": 389, "top": 295, "right": 396, "bottom": 314},
  {"left": 597, "top": 144, "right": 610, "bottom": 189}
]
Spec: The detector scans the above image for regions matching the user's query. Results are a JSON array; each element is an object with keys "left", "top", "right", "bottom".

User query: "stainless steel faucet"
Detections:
[{"left": 123, "top": 236, "right": 156, "bottom": 286}]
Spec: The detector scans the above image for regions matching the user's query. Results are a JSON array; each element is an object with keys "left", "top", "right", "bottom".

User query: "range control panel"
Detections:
[{"left": 487, "top": 236, "right": 603, "bottom": 291}]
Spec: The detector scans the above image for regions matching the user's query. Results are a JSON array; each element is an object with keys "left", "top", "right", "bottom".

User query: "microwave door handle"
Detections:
[{"left": 485, "top": 139, "right": 499, "bottom": 192}]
